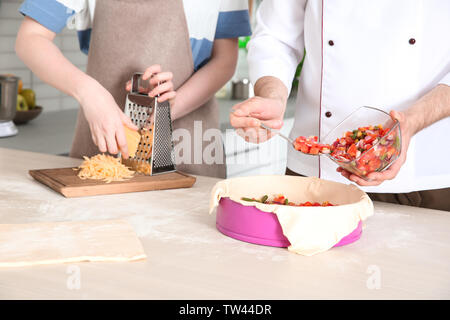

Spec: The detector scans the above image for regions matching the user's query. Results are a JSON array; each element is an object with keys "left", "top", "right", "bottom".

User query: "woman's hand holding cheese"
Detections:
[
  {"left": 81, "top": 63, "right": 176, "bottom": 158},
  {"left": 77, "top": 78, "right": 138, "bottom": 158}
]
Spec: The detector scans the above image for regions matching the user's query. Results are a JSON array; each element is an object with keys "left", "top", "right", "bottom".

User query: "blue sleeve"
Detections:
[
  {"left": 19, "top": 0, "right": 74, "bottom": 33},
  {"left": 214, "top": 10, "right": 252, "bottom": 39}
]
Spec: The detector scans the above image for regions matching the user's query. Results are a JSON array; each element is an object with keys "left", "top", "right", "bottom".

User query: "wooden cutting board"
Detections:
[{"left": 29, "top": 167, "right": 196, "bottom": 198}]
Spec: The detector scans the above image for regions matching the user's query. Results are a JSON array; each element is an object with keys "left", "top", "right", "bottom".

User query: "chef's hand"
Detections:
[
  {"left": 337, "top": 110, "right": 412, "bottom": 186},
  {"left": 230, "top": 97, "right": 285, "bottom": 143},
  {"left": 338, "top": 84, "right": 450, "bottom": 187},
  {"left": 125, "top": 64, "right": 176, "bottom": 103},
  {"left": 78, "top": 78, "right": 138, "bottom": 159},
  {"left": 230, "top": 76, "right": 287, "bottom": 143}
]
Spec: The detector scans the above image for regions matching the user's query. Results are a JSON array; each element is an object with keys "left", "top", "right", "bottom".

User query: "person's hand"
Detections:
[
  {"left": 125, "top": 65, "right": 176, "bottom": 103},
  {"left": 337, "top": 110, "right": 413, "bottom": 186},
  {"left": 229, "top": 96, "right": 285, "bottom": 143},
  {"left": 78, "top": 78, "right": 138, "bottom": 159}
]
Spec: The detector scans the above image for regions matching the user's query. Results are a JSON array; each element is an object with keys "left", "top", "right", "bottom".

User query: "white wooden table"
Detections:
[{"left": 0, "top": 148, "right": 449, "bottom": 299}]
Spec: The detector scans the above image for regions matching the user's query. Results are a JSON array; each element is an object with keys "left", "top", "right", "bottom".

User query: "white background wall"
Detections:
[{"left": 0, "top": 0, "right": 87, "bottom": 113}]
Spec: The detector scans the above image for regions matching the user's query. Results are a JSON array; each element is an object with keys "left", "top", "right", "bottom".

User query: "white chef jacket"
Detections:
[{"left": 247, "top": 0, "right": 450, "bottom": 193}]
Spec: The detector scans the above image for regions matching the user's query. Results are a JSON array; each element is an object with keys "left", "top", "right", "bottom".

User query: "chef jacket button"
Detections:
[
  {"left": 325, "top": 111, "right": 332, "bottom": 118},
  {"left": 328, "top": 40, "right": 334, "bottom": 46},
  {"left": 409, "top": 38, "right": 416, "bottom": 45}
]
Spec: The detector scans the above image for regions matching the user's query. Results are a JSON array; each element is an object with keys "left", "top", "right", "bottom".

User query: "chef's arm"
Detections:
[
  {"left": 229, "top": 0, "right": 305, "bottom": 142},
  {"left": 253, "top": 76, "right": 289, "bottom": 105},
  {"left": 170, "top": 38, "right": 238, "bottom": 120},
  {"left": 404, "top": 84, "right": 450, "bottom": 135},
  {"left": 15, "top": 17, "right": 139, "bottom": 157}
]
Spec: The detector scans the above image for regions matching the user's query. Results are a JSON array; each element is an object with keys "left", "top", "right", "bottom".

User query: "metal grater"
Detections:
[{"left": 121, "top": 72, "right": 176, "bottom": 175}]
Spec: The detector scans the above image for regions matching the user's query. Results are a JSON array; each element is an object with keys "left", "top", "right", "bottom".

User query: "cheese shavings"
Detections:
[{"left": 76, "top": 154, "right": 135, "bottom": 183}]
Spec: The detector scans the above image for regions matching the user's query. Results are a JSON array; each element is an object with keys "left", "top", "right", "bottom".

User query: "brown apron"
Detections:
[{"left": 69, "top": 0, "right": 226, "bottom": 178}]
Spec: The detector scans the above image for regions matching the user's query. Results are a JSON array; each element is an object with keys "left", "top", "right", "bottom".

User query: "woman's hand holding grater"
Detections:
[{"left": 125, "top": 64, "right": 176, "bottom": 103}]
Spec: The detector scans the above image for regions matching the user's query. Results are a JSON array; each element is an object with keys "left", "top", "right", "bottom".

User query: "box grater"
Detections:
[{"left": 121, "top": 72, "right": 176, "bottom": 175}]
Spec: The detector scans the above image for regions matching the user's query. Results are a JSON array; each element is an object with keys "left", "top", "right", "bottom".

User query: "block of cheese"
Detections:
[{"left": 124, "top": 126, "right": 141, "bottom": 158}]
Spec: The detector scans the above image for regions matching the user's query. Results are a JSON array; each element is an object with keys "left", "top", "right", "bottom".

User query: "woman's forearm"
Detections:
[
  {"left": 15, "top": 17, "right": 97, "bottom": 104},
  {"left": 171, "top": 38, "right": 238, "bottom": 120}
]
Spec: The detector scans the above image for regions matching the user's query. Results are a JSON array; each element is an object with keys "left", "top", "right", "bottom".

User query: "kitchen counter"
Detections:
[
  {"left": 0, "top": 109, "right": 77, "bottom": 155},
  {"left": 0, "top": 147, "right": 449, "bottom": 299}
]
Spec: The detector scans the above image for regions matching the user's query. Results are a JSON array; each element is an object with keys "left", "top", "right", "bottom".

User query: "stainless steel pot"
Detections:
[
  {"left": 0, "top": 75, "right": 19, "bottom": 137},
  {"left": 231, "top": 78, "right": 253, "bottom": 100},
  {"left": 0, "top": 75, "right": 19, "bottom": 121}
]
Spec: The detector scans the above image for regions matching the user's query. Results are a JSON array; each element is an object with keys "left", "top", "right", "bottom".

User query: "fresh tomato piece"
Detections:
[
  {"left": 364, "top": 135, "right": 375, "bottom": 144},
  {"left": 345, "top": 136, "right": 354, "bottom": 144},
  {"left": 367, "top": 157, "right": 381, "bottom": 171},
  {"left": 300, "top": 144, "right": 310, "bottom": 154},
  {"left": 272, "top": 195, "right": 285, "bottom": 204},
  {"left": 347, "top": 143, "right": 357, "bottom": 158}
]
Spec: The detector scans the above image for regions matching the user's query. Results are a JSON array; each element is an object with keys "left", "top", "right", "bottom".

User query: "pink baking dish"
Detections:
[{"left": 216, "top": 197, "right": 362, "bottom": 248}]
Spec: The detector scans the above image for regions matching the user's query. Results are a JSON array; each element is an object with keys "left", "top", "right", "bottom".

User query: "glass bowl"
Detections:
[{"left": 322, "top": 106, "right": 402, "bottom": 180}]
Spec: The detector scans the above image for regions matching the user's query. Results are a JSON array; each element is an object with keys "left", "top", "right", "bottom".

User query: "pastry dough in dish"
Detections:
[
  {"left": 0, "top": 219, "right": 146, "bottom": 267},
  {"left": 210, "top": 175, "right": 373, "bottom": 256}
]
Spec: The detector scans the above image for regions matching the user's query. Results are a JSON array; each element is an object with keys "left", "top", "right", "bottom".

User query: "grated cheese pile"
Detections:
[{"left": 77, "top": 154, "right": 135, "bottom": 183}]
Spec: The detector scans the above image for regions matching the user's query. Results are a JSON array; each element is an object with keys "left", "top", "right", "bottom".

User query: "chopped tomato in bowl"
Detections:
[{"left": 322, "top": 106, "right": 402, "bottom": 180}]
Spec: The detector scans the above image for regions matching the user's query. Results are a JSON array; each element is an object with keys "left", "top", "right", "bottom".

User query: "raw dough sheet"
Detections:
[{"left": 0, "top": 219, "right": 147, "bottom": 267}]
